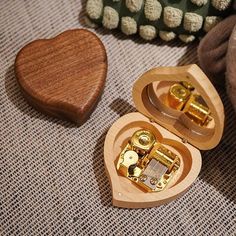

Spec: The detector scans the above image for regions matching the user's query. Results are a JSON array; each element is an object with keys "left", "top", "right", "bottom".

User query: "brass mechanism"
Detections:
[
  {"left": 117, "top": 130, "right": 180, "bottom": 192},
  {"left": 168, "top": 81, "right": 212, "bottom": 126}
]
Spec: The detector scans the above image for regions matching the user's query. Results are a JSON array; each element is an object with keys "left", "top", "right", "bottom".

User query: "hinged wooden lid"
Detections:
[{"left": 132, "top": 64, "right": 224, "bottom": 150}]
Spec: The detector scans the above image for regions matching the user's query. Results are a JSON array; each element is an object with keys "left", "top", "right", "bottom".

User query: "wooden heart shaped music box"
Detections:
[
  {"left": 104, "top": 64, "right": 224, "bottom": 208},
  {"left": 15, "top": 29, "right": 107, "bottom": 124}
]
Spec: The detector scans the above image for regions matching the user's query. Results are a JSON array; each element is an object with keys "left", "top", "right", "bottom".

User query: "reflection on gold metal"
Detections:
[
  {"left": 183, "top": 94, "right": 212, "bottom": 126},
  {"left": 116, "top": 130, "right": 180, "bottom": 192},
  {"left": 130, "top": 130, "right": 156, "bottom": 154},
  {"left": 168, "top": 83, "right": 191, "bottom": 110},
  {"left": 180, "top": 81, "right": 195, "bottom": 91},
  {"left": 168, "top": 81, "right": 212, "bottom": 126}
]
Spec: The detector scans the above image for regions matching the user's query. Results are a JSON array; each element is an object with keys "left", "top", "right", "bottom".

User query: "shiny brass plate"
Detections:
[{"left": 116, "top": 130, "right": 180, "bottom": 192}]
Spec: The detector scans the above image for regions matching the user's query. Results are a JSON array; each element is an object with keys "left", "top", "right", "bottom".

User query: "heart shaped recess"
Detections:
[
  {"left": 104, "top": 112, "right": 201, "bottom": 208},
  {"left": 15, "top": 29, "right": 107, "bottom": 124}
]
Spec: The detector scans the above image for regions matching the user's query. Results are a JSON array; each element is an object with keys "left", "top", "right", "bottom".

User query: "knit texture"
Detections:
[
  {"left": 86, "top": 0, "right": 233, "bottom": 43},
  {"left": 0, "top": 0, "right": 236, "bottom": 235}
]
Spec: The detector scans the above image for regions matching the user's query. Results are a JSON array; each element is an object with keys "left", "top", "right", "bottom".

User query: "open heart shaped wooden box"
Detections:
[{"left": 104, "top": 64, "right": 224, "bottom": 208}]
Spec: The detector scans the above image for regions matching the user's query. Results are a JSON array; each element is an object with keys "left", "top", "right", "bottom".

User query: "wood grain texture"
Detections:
[
  {"left": 132, "top": 64, "right": 224, "bottom": 150},
  {"left": 15, "top": 29, "right": 107, "bottom": 124},
  {"left": 104, "top": 112, "right": 202, "bottom": 208}
]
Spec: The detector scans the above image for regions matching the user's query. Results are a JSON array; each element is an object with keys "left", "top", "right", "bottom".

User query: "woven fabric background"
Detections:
[{"left": 0, "top": 0, "right": 235, "bottom": 235}]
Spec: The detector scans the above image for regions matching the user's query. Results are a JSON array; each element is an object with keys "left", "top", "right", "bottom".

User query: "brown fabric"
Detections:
[
  {"left": 1, "top": 1, "right": 236, "bottom": 235},
  {"left": 198, "top": 15, "right": 236, "bottom": 84},
  {"left": 226, "top": 25, "right": 236, "bottom": 111}
]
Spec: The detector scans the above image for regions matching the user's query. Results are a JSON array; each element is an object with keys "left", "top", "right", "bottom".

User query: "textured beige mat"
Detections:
[{"left": 1, "top": 1, "right": 235, "bottom": 235}]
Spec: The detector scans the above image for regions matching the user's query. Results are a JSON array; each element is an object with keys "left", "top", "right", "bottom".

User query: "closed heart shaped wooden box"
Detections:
[
  {"left": 14, "top": 29, "right": 107, "bottom": 124},
  {"left": 104, "top": 64, "right": 224, "bottom": 208}
]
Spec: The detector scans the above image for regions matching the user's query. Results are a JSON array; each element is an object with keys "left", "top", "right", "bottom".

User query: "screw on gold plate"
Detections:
[{"left": 150, "top": 178, "right": 158, "bottom": 185}]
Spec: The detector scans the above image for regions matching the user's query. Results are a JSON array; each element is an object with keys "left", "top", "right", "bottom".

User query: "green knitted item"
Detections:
[{"left": 86, "top": 0, "right": 233, "bottom": 43}]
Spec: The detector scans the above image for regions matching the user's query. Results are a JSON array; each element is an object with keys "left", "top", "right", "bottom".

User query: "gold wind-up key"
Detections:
[
  {"left": 116, "top": 130, "right": 180, "bottom": 192},
  {"left": 168, "top": 81, "right": 212, "bottom": 126}
]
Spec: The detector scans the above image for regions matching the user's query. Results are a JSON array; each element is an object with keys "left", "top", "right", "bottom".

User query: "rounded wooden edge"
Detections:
[
  {"left": 104, "top": 112, "right": 202, "bottom": 208},
  {"left": 14, "top": 29, "right": 107, "bottom": 124},
  {"left": 132, "top": 64, "right": 225, "bottom": 150},
  {"left": 17, "top": 84, "right": 103, "bottom": 124}
]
